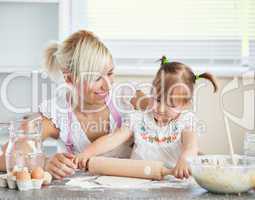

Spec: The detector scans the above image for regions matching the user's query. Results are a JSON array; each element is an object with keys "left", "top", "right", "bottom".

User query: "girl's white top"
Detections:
[{"left": 128, "top": 111, "right": 200, "bottom": 167}]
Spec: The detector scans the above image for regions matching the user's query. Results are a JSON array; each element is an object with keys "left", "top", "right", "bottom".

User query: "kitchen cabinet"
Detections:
[{"left": 0, "top": 0, "right": 71, "bottom": 72}]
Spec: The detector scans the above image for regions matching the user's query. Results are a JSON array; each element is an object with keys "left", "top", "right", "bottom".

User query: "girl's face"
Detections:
[
  {"left": 151, "top": 86, "right": 190, "bottom": 125},
  {"left": 151, "top": 97, "right": 182, "bottom": 125}
]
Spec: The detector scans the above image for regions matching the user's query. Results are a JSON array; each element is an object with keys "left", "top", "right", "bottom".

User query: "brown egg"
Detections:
[
  {"left": 31, "top": 167, "right": 44, "bottom": 179},
  {"left": 16, "top": 171, "right": 31, "bottom": 181},
  {"left": 12, "top": 171, "right": 17, "bottom": 177}
]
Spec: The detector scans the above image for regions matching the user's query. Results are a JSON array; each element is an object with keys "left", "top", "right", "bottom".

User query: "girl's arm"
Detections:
[
  {"left": 180, "top": 129, "right": 199, "bottom": 159},
  {"left": 74, "top": 126, "right": 132, "bottom": 168},
  {"left": 173, "top": 129, "right": 199, "bottom": 179},
  {"left": 131, "top": 90, "right": 150, "bottom": 111}
]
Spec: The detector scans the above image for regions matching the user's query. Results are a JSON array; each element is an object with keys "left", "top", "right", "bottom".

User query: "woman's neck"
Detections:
[
  {"left": 66, "top": 93, "right": 107, "bottom": 113},
  {"left": 76, "top": 101, "right": 107, "bottom": 114}
]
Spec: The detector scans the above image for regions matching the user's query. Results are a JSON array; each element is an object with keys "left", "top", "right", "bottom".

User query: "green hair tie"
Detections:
[
  {"left": 162, "top": 57, "right": 169, "bottom": 65},
  {"left": 195, "top": 74, "right": 200, "bottom": 81}
]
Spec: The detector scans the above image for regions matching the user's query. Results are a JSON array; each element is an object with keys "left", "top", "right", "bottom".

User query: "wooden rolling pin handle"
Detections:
[{"left": 161, "top": 167, "right": 174, "bottom": 177}]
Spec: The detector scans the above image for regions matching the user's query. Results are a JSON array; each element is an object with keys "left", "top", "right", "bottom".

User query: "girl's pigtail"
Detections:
[{"left": 196, "top": 72, "right": 218, "bottom": 93}]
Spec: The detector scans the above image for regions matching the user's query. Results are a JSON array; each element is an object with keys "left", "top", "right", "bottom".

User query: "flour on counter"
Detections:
[
  {"left": 94, "top": 176, "right": 151, "bottom": 188},
  {"left": 65, "top": 175, "right": 194, "bottom": 189}
]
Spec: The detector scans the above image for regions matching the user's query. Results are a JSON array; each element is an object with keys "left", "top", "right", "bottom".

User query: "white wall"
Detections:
[{"left": 0, "top": 2, "right": 58, "bottom": 68}]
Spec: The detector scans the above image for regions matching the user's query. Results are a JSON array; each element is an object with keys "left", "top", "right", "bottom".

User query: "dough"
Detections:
[{"left": 94, "top": 176, "right": 151, "bottom": 188}]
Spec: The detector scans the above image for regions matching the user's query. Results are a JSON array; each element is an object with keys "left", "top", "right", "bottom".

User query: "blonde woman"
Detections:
[
  {"left": 40, "top": 30, "right": 140, "bottom": 179},
  {"left": 0, "top": 30, "right": 146, "bottom": 176}
]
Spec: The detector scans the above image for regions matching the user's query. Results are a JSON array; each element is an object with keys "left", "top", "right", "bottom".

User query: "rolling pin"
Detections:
[{"left": 88, "top": 157, "right": 174, "bottom": 180}]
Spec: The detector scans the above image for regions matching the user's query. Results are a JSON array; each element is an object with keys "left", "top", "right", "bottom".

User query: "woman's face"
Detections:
[{"left": 77, "top": 61, "right": 114, "bottom": 107}]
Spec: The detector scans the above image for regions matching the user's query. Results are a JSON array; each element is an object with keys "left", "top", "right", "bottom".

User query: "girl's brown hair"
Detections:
[{"left": 152, "top": 56, "right": 218, "bottom": 106}]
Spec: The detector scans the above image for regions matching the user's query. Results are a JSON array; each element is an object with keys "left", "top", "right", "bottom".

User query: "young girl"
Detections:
[{"left": 74, "top": 57, "right": 218, "bottom": 179}]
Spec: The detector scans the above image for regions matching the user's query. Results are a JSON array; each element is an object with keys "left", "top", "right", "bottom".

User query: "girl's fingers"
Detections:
[
  {"left": 188, "top": 168, "right": 192, "bottom": 176},
  {"left": 183, "top": 168, "right": 190, "bottom": 179},
  {"left": 173, "top": 169, "right": 177, "bottom": 178},
  {"left": 178, "top": 169, "right": 184, "bottom": 179},
  {"left": 82, "top": 159, "right": 87, "bottom": 169},
  {"left": 78, "top": 161, "right": 83, "bottom": 170},
  {"left": 73, "top": 157, "right": 78, "bottom": 165}
]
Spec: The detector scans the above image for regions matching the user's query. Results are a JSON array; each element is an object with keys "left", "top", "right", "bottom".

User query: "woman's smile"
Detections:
[{"left": 95, "top": 91, "right": 108, "bottom": 99}]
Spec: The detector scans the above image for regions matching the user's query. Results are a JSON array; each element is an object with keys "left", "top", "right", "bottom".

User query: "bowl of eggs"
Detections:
[
  {"left": 188, "top": 155, "right": 255, "bottom": 194},
  {"left": 0, "top": 166, "right": 52, "bottom": 191}
]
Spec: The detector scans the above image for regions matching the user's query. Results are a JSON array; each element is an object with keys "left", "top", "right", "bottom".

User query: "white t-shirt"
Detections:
[
  {"left": 128, "top": 111, "right": 200, "bottom": 167},
  {"left": 39, "top": 84, "right": 135, "bottom": 158}
]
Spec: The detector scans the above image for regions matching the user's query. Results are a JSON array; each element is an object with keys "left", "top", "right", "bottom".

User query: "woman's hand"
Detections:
[
  {"left": 0, "top": 143, "right": 8, "bottom": 171},
  {"left": 73, "top": 153, "right": 89, "bottom": 170},
  {"left": 173, "top": 157, "right": 191, "bottom": 179},
  {"left": 45, "top": 153, "right": 77, "bottom": 180}
]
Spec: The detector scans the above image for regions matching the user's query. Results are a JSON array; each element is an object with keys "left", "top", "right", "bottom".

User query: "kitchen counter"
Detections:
[{"left": 0, "top": 175, "right": 254, "bottom": 200}]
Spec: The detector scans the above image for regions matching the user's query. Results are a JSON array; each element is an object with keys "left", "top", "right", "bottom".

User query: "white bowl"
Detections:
[{"left": 188, "top": 155, "right": 255, "bottom": 194}]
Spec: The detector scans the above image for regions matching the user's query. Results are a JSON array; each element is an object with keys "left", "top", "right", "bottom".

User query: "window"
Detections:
[{"left": 71, "top": 0, "right": 255, "bottom": 69}]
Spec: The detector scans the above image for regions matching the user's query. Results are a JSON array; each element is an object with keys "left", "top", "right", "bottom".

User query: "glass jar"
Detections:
[
  {"left": 5, "top": 113, "right": 45, "bottom": 175},
  {"left": 243, "top": 131, "right": 255, "bottom": 156}
]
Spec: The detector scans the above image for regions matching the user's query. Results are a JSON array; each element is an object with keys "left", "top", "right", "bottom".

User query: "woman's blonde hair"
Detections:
[{"left": 43, "top": 30, "right": 113, "bottom": 83}]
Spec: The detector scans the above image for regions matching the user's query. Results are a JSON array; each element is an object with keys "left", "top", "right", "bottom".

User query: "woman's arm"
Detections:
[
  {"left": 0, "top": 143, "right": 8, "bottom": 171},
  {"left": 40, "top": 115, "right": 60, "bottom": 141},
  {"left": 74, "top": 126, "right": 132, "bottom": 168}
]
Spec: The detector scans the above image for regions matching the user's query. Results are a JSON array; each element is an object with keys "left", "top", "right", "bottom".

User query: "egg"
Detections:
[
  {"left": 16, "top": 171, "right": 31, "bottom": 181},
  {"left": 31, "top": 167, "right": 44, "bottom": 179},
  {"left": 42, "top": 172, "right": 52, "bottom": 185},
  {"left": 12, "top": 166, "right": 28, "bottom": 177}
]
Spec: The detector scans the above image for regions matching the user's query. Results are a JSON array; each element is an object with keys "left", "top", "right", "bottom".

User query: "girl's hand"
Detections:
[
  {"left": 73, "top": 153, "right": 89, "bottom": 170},
  {"left": 45, "top": 153, "right": 76, "bottom": 180},
  {"left": 173, "top": 158, "right": 191, "bottom": 179}
]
